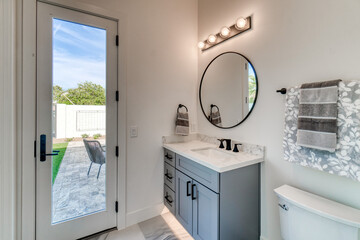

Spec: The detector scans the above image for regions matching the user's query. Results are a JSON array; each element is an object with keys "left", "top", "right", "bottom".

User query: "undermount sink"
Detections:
[{"left": 191, "top": 147, "right": 235, "bottom": 159}]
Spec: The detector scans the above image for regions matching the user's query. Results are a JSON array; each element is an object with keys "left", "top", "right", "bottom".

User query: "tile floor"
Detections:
[
  {"left": 52, "top": 140, "right": 106, "bottom": 223},
  {"left": 91, "top": 212, "right": 193, "bottom": 240}
]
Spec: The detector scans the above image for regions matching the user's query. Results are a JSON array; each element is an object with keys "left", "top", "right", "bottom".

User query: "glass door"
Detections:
[{"left": 36, "top": 2, "right": 118, "bottom": 239}]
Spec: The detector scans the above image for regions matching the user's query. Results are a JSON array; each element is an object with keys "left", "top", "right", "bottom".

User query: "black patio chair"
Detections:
[{"left": 83, "top": 139, "right": 106, "bottom": 179}]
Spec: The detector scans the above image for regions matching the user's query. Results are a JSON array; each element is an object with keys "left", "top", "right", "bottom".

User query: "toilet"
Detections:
[{"left": 274, "top": 185, "right": 360, "bottom": 240}]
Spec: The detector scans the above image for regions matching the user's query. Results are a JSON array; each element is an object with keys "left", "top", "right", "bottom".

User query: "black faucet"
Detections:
[
  {"left": 224, "top": 139, "right": 232, "bottom": 151},
  {"left": 217, "top": 139, "right": 225, "bottom": 149},
  {"left": 233, "top": 143, "right": 242, "bottom": 152}
]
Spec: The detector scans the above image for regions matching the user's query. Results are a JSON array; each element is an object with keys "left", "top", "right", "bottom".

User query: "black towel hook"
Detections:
[
  {"left": 177, "top": 104, "right": 188, "bottom": 113},
  {"left": 276, "top": 88, "right": 287, "bottom": 94},
  {"left": 210, "top": 104, "right": 220, "bottom": 111}
]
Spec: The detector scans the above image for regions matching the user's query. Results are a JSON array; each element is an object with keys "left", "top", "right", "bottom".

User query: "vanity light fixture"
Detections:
[
  {"left": 207, "top": 34, "right": 217, "bottom": 44},
  {"left": 220, "top": 26, "right": 230, "bottom": 38},
  {"left": 198, "top": 16, "right": 252, "bottom": 51},
  {"left": 197, "top": 41, "right": 205, "bottom": 49},
  {"left": 235, "top": 17, "right": 247, "bottom": 30}
]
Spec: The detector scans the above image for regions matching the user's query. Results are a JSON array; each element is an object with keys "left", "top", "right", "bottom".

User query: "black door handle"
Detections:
[
  {"left": 186, "top": 181, "right": 191, "bottom": 196},
  {"left": 40, "top": 134, "right": 59, "bottom": 162},
  {"left": 191, "top": 184, "right": 197, "bottom": 200}
]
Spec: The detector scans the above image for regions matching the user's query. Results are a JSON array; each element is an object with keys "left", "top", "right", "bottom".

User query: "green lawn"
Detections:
[{"left": 52, "top": 142, "right": 68, "bottom": 183}]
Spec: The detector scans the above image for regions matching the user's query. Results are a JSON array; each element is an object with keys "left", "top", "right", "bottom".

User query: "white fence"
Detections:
[{"left": 54, "top": 104, "right": 106, "bottom": 139}]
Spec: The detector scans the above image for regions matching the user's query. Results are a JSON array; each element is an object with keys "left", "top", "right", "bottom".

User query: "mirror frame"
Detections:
[{"left": 199, "top": 52, "right": 259, "bottom": 129}]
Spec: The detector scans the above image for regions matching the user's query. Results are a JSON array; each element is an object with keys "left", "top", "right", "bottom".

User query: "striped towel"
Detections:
[
  {"left": 210, "top": 110, "right": 222, "bottom": 127},
  {"left": 296, "top": 80, "right": 341, "bottom": 152},
  {"left": 175, "top": 112, "right": 189, "bottom": 136}
]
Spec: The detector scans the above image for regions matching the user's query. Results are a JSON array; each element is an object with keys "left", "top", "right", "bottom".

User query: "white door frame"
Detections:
[{"left": 21, "top": 1, "right": 127, "bottom": 239}]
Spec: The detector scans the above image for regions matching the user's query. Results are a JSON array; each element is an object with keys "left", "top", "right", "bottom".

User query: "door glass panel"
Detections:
[{"left": 51, "top": 18, "right": 107, "bottom": 224}]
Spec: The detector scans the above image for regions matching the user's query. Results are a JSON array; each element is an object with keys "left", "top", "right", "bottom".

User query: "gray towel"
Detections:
[
  {"left": 175, "top": 112, "right": 189, "bottom": 136},
  {"left": 296, "top": 79, "right": 341, "bottom": 152}
]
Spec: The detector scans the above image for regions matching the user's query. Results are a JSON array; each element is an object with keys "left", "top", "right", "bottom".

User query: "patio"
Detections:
[{"left": 52, "top": 139, "right": 106, "bottom": 223}]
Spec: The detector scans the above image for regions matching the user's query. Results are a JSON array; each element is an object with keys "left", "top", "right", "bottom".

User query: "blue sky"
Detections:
[{"left": 52, "top": 18, "right": 106, "bottom": 90}]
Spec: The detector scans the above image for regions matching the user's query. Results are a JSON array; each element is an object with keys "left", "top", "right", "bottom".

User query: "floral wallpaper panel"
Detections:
[{"left": 283, "top": 80, "right": 360, "bottom": 182}]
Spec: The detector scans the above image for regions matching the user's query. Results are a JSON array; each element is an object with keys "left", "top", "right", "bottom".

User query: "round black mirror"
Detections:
[{"left": 199, "top": 52, "right": 258, "bottom": 129}]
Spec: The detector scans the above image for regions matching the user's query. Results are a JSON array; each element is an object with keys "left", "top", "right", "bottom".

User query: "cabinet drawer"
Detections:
[
  {"left": 164, "top": 184, "right": 175, "bottom": 215},
  {"left": 164, "top": 162, "right": 176, "bottom": 191},
  {"left": 164, "top": 148, "right": 175, "bottom": 167},
  {"left": 176, "top": 154, "right": 219, "bottom": 193}
]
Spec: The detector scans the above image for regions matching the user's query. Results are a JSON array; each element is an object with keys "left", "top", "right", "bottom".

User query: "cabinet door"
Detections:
[
  {"left": 175, "top": 170, "right": 193, "bottom": 235},
  {"left": 192, "top": 180, "right": 219, "bottom": 240}
]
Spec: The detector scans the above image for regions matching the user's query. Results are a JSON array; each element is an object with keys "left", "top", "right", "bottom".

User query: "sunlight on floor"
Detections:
[{"left": 94, "top": 211, "right": 193, "bottom": 240}]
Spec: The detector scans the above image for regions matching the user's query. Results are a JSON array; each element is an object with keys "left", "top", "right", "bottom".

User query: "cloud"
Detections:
[
  {"left": 52, "top": 19, "right": 107, "bottom": 90},
  {"left": 53, "top": 51, "right": 106, "bottom": 89},
  {"left": 53, "top": 18, "right": 106, "bottom": 51}
]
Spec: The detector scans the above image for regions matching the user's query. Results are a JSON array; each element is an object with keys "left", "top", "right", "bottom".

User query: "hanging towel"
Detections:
[
  {"left": 296, "top": 79, "right": 341, "bottom": 152},
  {"left": 210, "top": 110, "right": 222, "bottom": 126},
  {"left": 175, "top": 112, "right": 189, "bottom": 136}
]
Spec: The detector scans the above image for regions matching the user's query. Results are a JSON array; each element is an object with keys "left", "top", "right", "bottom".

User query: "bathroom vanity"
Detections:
[{"left": 163, "top": 139, "right": 264, "bottom": 240}]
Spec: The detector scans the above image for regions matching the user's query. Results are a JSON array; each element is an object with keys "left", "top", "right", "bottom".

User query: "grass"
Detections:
[{"left": 52, "top": 142, "right": 68, "bottom": 184}]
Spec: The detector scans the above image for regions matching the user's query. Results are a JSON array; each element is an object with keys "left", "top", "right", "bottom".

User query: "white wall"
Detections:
[
  {"left": 198, "top": 0, "right": 360, "bottom": 239},
  {"left": 0, "top": 0, "right": 18, "bottom": 239}
]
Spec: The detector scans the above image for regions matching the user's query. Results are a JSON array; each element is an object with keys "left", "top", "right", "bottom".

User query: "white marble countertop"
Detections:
[{"left": 163, "top": 140, "right": 264, "bottom": 173}]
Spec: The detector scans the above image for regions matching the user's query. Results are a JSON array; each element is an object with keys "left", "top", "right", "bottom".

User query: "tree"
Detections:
[
  {"left": 248, "top": 75, "right": 257, "bottom": 105},
  {"left": 53, "top": 81, "right": 106, "bottom": 105}
]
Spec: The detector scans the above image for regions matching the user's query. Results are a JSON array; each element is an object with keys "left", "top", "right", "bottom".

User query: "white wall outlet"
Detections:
[{"left": 130, "top": 126, "right": 138, "bottom": 138}]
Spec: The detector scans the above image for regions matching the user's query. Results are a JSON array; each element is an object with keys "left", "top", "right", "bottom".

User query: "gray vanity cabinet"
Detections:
[
  {"left": 192, "top": 180, "right": 219, "bottom": 240},
  {"left": 164, "top": 148, "right": 260, "bottom": 240},
  {"left": 175, "top": 170, "right": 219, "bottom": 240},
  {"left": 175, "top": 170, "right": 193, "bottom": 235}
]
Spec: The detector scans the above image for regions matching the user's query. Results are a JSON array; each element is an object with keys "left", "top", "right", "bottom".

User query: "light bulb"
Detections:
[
  {"left": 220, "top": 27, "right": 230, "bottom": 38},
  {"left": 198, "top": 41, "right": 205, "bottom": 49},
  {"left": 207, "top": 34, "right": 217, "bottom": 44},
  {"left": 235, "top": 18, "right": 247, "bottom": 30}
]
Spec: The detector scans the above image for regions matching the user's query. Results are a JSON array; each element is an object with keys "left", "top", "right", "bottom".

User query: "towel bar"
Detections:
[
  {"left": 177, "top": 104, "right": 188, "bottom": 113},
  {"left": 276, "top": 88, "right": 287, "bottom": 94}
]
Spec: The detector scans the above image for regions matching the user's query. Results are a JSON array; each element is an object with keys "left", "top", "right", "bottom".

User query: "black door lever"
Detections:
[{"left": 40, "top": 134, "right": 59, "bottom": 162}]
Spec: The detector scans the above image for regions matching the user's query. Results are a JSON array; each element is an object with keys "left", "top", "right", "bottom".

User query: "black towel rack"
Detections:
[
  {"left": 276, "top": 88, "right": 287, "bottom": 94},
  {"left": 210, "top": 104, "right": 220, "bottom": 111},
  {"left": 177, "top": 104, "right": 188, "bottom": 113}
]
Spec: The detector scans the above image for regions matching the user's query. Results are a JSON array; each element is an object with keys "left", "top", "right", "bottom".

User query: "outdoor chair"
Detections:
[{"left": 83, "top": 139, "right": 106, "bottom": 179}]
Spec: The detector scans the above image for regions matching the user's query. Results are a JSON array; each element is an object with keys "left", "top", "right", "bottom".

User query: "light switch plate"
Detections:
[{"left": 130, "top": 126, "right": 138, "bottom": 138}]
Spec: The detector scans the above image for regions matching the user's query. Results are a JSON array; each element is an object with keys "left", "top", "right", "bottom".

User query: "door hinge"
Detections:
[
  {"left": 116, "top": 90, "right": 119, "bottom": 101},
  {"left": 115, "top": 201, "right": 118, "bottom": 213},
  {"left": 34, "top": 140, "right": 36, "bottom": 158},
  {"left": 115, "top": 35, "right": 119, "bottom": 46},
  {"left": 115, "top": 146, "right": 119, "bottom": 157}
]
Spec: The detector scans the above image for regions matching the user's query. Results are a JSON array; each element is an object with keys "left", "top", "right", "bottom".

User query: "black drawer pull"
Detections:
[
  {"left": 186, "top": 181, "right": 191, "bottom": 196},
  {"left": 165, "top": 194, "right": 173, "bottom": 204},
  {"left": 165, "top": 153, "right": 173, "bottom": 160},
  {"left": 165, "top": 173, "right": 173, "bottom": 180},
  {"left": 191, "top": 184, "right": 197, "bottom": 200}
]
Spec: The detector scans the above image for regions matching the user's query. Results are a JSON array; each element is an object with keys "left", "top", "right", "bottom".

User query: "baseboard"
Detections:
[
  {"left": 125, "top": 203, "right": 165, "bottom": 227},
  {"left": 260, "top": 236, "right": 269, "bottom": 240}
]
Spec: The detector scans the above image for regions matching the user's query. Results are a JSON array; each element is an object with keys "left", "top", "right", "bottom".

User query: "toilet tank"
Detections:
[{"left": 274, "top": 185, "right": 360, "bottom": 240}]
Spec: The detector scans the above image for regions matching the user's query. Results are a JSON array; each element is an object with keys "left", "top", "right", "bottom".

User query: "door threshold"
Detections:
[{"left": 77, "top": 227, "right": 117, "bottom": 240}]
